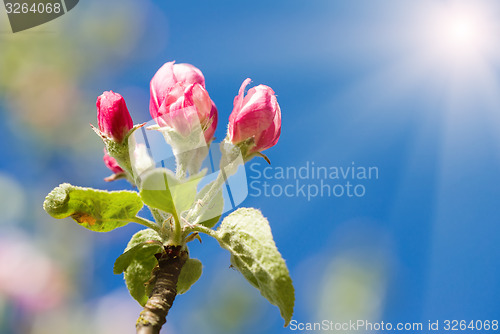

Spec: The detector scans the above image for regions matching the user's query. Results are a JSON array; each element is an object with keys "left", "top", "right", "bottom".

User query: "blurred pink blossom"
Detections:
[{"left": 0, "top": 234, "right": 68, "bottom": 312}]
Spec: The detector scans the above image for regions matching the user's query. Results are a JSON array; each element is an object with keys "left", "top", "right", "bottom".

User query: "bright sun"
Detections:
[
  {"left": 418, "top": 2, "right": 496, "bottom": 68},
  {"left": 436, "top": 12, "right": 487, "bottom": 58},
  {"left": 445, "top": 17, "right": 479, "bottom": 50}
]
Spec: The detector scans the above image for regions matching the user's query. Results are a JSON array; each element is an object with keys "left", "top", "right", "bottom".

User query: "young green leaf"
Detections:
[
  {"left": 43, "top": 183, "right": 143, "bottom": 232},
  {"left": 177, "top": 258, "right": 203, "bottom": 294},
  {"left": 194, "top": 181, "right": 224, "bottom": 228},
  {"left": 139, "top": 169, "right": 204, "bottom": 220},
  {"left": 114, "top": 241, "right": 163, "bottom": 275},
  {"left": 215, "top": 208, "right": 295, "bottom": 326},
  {"left": 120, "top": 229, "right": 164, "bottom": 306},
  {"left": 126, "top": 228, "right": 163, "bottom": 248}
]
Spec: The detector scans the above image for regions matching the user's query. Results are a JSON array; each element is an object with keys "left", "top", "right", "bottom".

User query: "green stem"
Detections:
[
  {"left": 171, "top": 216, "right": 182, "bottom": 245},
  {"left": 185, "top": 224, "right": 220, "bottom": 241},
  {"left": 186, "top": 142, "right": 244, "bottom": 224},
  {"left": 185, "top": 171, "right": 226, "bottom": 223},
  {"left": 174, "top": 149, "right": 194, "bottom": 180},
  {"left": 150, "top": 208, "right": 168, "bottom": 227},
  {"left": 131, "top": 216, "right": 161, "bottom": 234},
  {"left": 175, "top": 160, "right": 187, "bottom": 179},
  {"left": 149, "top": 206, "right": 172, "bottom": 241}
]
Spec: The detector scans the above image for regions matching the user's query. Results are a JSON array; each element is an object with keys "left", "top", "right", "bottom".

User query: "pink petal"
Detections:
[{"left": 97, "top": 91, "right": 133, "bottom": 143}]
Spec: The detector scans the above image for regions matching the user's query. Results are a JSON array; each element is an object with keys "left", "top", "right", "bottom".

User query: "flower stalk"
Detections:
[{"left": 130, "top": 216, "right": 162, "bottom": 235}]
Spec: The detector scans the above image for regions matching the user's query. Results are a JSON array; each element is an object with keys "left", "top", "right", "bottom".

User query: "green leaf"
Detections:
[
  {"left": 177, "top": 258, "right": 203, "bottom": 294},
  {"left": 120, "top": 229, "right": 163, "bottom": 306},
  {"left": 125, "top": 228, "right": 163, "bottom": 250},
  {"left": 195, "top": 182, "right": 224, "bottom": 228},
  {"left": 43, "top": 183, "right": 143, "bottom": 232},
  {"left": 113, "top": 241, "right": 163, "bottom": 275},
  {"left": 215, "top": 208, "right": 295, "bottom": 326},
  {"left": 139, "top": 169, "right": 204, "bottom": 220}
]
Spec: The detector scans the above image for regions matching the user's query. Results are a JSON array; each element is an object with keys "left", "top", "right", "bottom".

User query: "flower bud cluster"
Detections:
[{"left": 95, "top": 61, "right": 282, "bottom": 181}]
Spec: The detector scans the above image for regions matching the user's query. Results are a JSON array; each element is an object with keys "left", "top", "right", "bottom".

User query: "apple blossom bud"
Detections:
[
  {"left": 150, "top": 61, "right": 205, "bottom": 119},
  {"left": 96, "top": 91, "right": 133, "bottom": 143},
  {"left": 152, "top": 81, "right": 218, "bottom": 143},
  {"left": 228, "top": 78, "right": 281, "bottom": 153},
  {"left": 103, "top": 150, "right": 125, "bottom": 175},
  {"left": 205, "top": 101, "right": 218, "bottom": 143}
]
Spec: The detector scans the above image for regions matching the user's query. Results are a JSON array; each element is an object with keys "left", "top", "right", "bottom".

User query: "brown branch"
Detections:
[{"left": 136, "top": 245, "right": 188, "bottom": 334}]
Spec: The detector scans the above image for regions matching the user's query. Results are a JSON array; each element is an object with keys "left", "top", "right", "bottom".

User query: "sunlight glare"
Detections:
[
  {"left": 418, "top": 2, "right": 496, "bottom": 69},
  {"left": 445, "top": 17, "right": 479, "bottom": 50}
]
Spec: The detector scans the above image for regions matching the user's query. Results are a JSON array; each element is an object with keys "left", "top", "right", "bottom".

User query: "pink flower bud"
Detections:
[
  {"left": 205, "top": 101, "right": 218, "bottom": 143},
  {"left": 153, "top": 81, "right": 218, "bottom": 143},
  {"left": 96, "top": 91, "right": 133, "bottom": 143},
  {"left": 150, "top": 61, "right": 205, "bottom": 119},
  {"left": 228, "top": 78, "right": 281, "bottom": 153},
  {"left": 103, "top": 150, "right": 125, "bottom": 175}
]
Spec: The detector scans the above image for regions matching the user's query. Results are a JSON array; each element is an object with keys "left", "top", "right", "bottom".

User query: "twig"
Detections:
[{"left": 136, "top": 246, "right": 188, "bottom": 334}]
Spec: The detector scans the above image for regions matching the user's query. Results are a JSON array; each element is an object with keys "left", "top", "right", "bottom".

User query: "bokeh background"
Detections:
[{"left": 1, "top": 0, "right": 500, "bottom": 333}]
